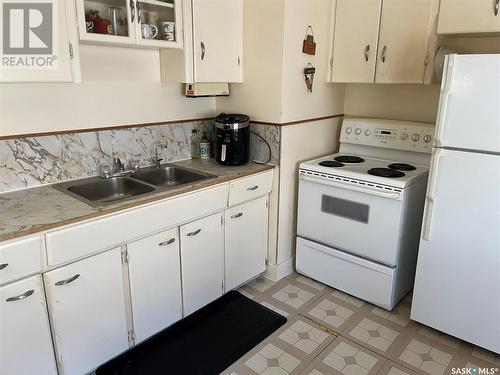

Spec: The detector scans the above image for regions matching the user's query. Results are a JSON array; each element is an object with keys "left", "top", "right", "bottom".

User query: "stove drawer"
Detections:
[{"left": 296, "top": 237, "right": 397, "bottom": 310}]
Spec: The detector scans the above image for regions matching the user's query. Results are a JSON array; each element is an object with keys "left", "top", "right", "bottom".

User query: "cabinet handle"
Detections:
[
  {"left": 201, "top": 42, "right": 205, "bottom": 60},
  {"left": 364, "top": 44, "right": 370, "bottom": 62},
  {"left": 247, "top": 185, "right": 259, "bottom": 191},
  {"left": 186, "top": 229, "right": 202, "bottom": 237},
  {"left": 55, "top": 274, "right": 80, "bottom": 286},
  {"left": 6, "top": 289, "right": 34, "bottom": 302},
  {"left": 159, "top": 238, "right": 176, "bottom": 246},
  {"left": 238, "top": 56, "right": 241, "bottom": 66},
  {"left": 130, "top": 0, "right": 135, "bottom": 23},
  {"left": 380, "top": 45, "right": 387, "bottom": 63},
  {"left": 495, "top": 0, "right": 499, "bottom": 16},
  {"left": 0, "top": 263, "right": 8, "bottom": 270},
  {"left": 230, "top": 212, "right": 243, "bottom": 219}
]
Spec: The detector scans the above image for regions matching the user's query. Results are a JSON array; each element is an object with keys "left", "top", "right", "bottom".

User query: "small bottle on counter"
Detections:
[
  {"left": 190, "top": 129, "right": 200, "bottom": 159},
  {"left": 200, "top": 131, "right": 210, "bottom": 160}
]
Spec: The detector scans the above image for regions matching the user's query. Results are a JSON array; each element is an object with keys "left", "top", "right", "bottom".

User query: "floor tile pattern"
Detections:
[{"left": 222, "top": 273, "right": 499, "bottom": 375}]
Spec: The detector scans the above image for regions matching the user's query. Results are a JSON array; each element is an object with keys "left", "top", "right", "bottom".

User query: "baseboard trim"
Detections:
[{"left": 265, "top": 257, "right": 294, "bottom": 281}]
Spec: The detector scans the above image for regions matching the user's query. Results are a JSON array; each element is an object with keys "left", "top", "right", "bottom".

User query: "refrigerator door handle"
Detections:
[
  {"left": 434, "top": 55, "right": 455, "bottom": 148},
  {"left": 422, "top": 148, "right": 444, "bottom": 240}
]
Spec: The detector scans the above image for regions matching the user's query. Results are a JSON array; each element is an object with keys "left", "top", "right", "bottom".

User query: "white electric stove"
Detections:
[{"left": 296, "top": 118, "right": 435, "bottom": 310}]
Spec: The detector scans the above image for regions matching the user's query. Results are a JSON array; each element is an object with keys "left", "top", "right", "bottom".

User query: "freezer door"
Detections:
[
  {"left": 412, "top": 148, "right": 500, "bottom": 353},
  {"left": 436, "top": 54, "right": 500, "bottom": 153}
]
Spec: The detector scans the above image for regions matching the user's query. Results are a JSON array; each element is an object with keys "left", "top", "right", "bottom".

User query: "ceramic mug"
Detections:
[
  {"left": 160, "top": 22, "right": 175, "bottom": 41},
  {"left": 141, "top": 24, "right": 158, "bottom": 39}
]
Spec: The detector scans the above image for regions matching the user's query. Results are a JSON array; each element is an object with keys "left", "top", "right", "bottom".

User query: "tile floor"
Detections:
[{"left": 221, "top": 272, "right": 500, "bottom": 375}]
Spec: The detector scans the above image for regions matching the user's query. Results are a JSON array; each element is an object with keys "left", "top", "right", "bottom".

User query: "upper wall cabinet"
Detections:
[
  {"left": 437, "top": 0, "right": 500, "bottom": 34},
  {"left": 0, "top": 0, "right": 77, "bottom": 83},
  {"left": 328, "top": 0, "right": 435, "bottom": 84},
  {"left": 74, "top": 0, "right": 183, "bottom": 49},
  {"left": 160, "top": 0, "right": 243, "bottom": 83}
]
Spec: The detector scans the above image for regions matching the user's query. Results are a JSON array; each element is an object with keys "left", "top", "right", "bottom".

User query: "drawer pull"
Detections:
[
  {"left": 247, "top": 185, "right": 259, "bottom": 191},
  {"left": 231, "top": 212, "right": 243, "bottom": 219},
  {"left": 159, "top": 238, "right": 176, "bottom": 246},
  {"left": 186, "top": 229, "right": 202, "bottom": 237},
  {"left": 6, "top": 289, "right": 34, "bottom": 302},
  {"left": 0, "top": 263, "right": 8, "bottom": 270},
  {"left": 55, "top": 274, "right": 80, "bottom": 286}
]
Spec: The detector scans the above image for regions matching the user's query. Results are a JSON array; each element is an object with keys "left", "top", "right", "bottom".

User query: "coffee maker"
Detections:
[{"left": 214, "top": 113, "right": 250, "bottom": 166}]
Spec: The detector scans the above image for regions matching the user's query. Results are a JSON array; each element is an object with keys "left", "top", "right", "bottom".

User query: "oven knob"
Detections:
[
  {"left": 412, "top": 133, "right": 420, "bottom": 141},
  {"left": 355, "top": 128, "right": 361, "bottom": 135},
  {"left": 364, "top": 129, "right": 371, "bottom": 136},
  {"left": 345, "top": 127, "right": 352, "bottom": 134},
  {"left": 423, "top": 135, "right": 432, "bottom": 143},
  {"left": 401, "top": 133, "right": 409, "bottom": 140}
]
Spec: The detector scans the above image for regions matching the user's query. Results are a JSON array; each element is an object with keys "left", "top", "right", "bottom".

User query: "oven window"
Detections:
[{"left": 321, "top": 195, "right": 369, "bottom": 223}]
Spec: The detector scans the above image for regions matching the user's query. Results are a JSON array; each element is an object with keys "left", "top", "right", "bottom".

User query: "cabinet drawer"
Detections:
[
  {"left": 228, "top": 171, "right": 273, "bottom": 206},
  {"left": 296, "top": 237, "right": 396, "bottom": 309},
  {"left": 0, "top": 236, "right": 43, "bottom": 285},
  {"left": 45, "top": 184, "right": 228, "bottom": 266}
]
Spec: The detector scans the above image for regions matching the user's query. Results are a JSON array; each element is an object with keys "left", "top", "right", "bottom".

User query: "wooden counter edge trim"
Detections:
[
  {"left": 0, "top": 165, "right": 276, "bottom": 242},
  {"left": 251, "top": 114, "right": 344, "bottom": 127},
  {"left": 0, "top": 117, "right": 215, "bottom": 140}
]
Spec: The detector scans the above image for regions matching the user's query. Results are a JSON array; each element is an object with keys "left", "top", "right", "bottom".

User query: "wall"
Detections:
[
  {"left": 216, "top": 0, "right": 285, "bottom": 123},
  {"left": 344, "top": 84, "right": 440, "bottom": 123},
  {"left": 280, "top": 0, "right": 345, "bottom": 122},
  {"left": 0, "top": 45, "right": 215, "bottom": 136}
]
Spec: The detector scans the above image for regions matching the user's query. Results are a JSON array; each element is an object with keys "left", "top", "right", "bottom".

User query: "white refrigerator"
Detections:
[{"left": 411, "top": 54, "right": 500, "bottom": 354}]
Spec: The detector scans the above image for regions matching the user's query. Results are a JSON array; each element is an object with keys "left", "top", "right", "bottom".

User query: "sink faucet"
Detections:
[
  {"left": 153, "top": 144, "right": 165, "bottom": 168},
  {"left": 113, "top": 157, "right": 125, "bottom": 173}
]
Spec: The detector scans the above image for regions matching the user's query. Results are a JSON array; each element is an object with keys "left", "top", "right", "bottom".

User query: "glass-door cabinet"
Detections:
[{"left": 75, "top": 0, "right": 183, "bottom": 49}]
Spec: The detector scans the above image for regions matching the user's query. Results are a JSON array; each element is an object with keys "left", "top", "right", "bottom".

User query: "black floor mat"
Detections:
[{"left": 96, "top": 290, "right": 287, "bottom": 375}]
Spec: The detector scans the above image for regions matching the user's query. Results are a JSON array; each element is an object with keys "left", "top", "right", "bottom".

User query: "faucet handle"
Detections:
[{"left": 113, "top": 157, "right": 124, "bottom": 172}]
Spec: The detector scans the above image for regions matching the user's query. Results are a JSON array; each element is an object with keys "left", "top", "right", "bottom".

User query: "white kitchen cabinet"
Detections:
[
  {"left": 127, "top": 227, "right": 182, "bottom": 344},
  {"left": 180, "top": 212, "right": 223, "bottom": 315},
  {"left": 0, "top": 276, "right": 57, "bottom": 375},
  {"left": 44, "top": 248, "right": 129, "bottom": 375},
  {"left": 0, "top": 0, "right": 76, "bottom": 83},
  {"left": 375, "top": 0, "right": 434, "bottom": 83},
  {"left": 75, "top": 0, "right": 183, "bottom": 49},
  {"left": 330, "top": 0, "right": 382, "bottom": 83},
  {"left": 224, "top": 197, "right": 268, "bottom": 291},
  {"left": 160, "top": 0, "right": 243, "bottom": 83},
  {"left": 437, "top": 0, "right": 500, "bottom": 34},
  {"left": 329, "top": 0, "right": 435, "bottom": 84}
]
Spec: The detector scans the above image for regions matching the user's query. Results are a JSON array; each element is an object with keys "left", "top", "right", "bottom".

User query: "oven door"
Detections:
[{"left": 297, "top": 174, "right": 404, "bottom": 266}]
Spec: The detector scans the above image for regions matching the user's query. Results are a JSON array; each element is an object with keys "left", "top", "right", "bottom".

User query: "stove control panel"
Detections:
[{"left": 341, "top": 118, "right": 435, "bottom": 153}]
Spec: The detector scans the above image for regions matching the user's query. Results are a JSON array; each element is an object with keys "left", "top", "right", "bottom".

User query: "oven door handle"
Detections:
[{"left": 300, "top": 174, "right": 402, "bottom": 200}]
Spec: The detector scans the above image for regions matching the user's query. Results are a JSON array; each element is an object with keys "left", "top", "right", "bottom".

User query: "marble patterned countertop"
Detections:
[{"left": 0, "top": 159, "right": 275, "bottom": 242}]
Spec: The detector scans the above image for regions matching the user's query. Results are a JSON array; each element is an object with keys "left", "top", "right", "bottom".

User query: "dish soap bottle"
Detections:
[
  {"left": 200, "top": 131, "right": 210, "bottom": 160},
  {"left": 190, "top": 129, "right": 200, "bottom": 159}
]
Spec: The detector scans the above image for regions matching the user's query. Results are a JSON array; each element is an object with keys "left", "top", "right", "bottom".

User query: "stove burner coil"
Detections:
[
  {"left": 319, "top": 160, "right": 344, "bottom": 167},
  {"left": 388, "top": 163, "right": 416, "bottom": 171},
  {"left": 333, "top": 155, "right": 365, "bottom": 163},
  {"left": 367, "top": 168, "right": 406, "bottom": 178}
]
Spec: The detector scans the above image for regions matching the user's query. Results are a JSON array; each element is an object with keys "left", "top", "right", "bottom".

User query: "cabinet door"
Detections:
[
  {"left": 134, "top": 0, "right": 183, "bottom": 49},
  {"left": 375, "top": 0, "right": 433, "bottom": 84},
  {"left": 225, "top": 197, "right": 268, "bottom": 291},
  {"left": 75, "top": 0, "right": 137, "bottom": 46},
  {"left": 127, "top": 228, "right": 182, "bottom": 344},
  {"left": 331, "top": 0, "right": 382, "bottom": 83},
  {"left": 180, "top": 213, "right": 223, "bottom": 315},
  {"left": 44, "top": 248, "right": 129, "bottom": 375},
  {"left": 192, "top": 0, "right": 243, "bottom": 82},
  {"left": 0, "top": 276, "right": 57, "bottom": 375},
  {"left": 0, "top": 0, "right": 73, "bottom": 82},
  {"left": 437, "top": 0, "right": 500, "bottom": 34}
]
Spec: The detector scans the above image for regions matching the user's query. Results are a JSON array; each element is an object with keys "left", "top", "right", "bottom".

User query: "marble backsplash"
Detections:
[{"left": 0, "top": 121, "right": 281, "bottom": 193}]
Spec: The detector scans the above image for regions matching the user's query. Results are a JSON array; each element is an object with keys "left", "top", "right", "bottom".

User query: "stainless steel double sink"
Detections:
[{"left": 53, "top": 164, "right": 216, "bottom": 207}]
